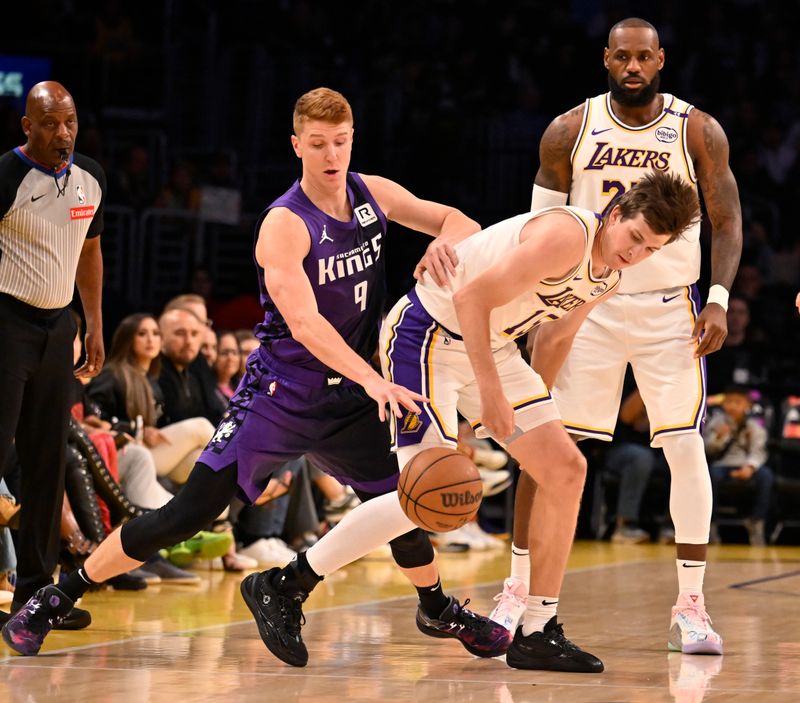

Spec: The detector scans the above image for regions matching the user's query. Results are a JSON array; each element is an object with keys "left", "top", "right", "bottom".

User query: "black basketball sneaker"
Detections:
[
  {"left": 506, "top": 616, "right": 604, "bottom": 672},
  {"left": 0, "top": 599, "right": 91, "bottom": 630},
  {"left": 240, "top": 568, "right": 308, "bottom": 667},
  {"left": 416, "top": 596, "right": 512, "bottom": 657}
]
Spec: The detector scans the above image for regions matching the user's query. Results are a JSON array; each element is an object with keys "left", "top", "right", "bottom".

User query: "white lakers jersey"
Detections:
[
  {"left": 415, "top": 206, "right": 621, "bottom": 349},
  {"left": 570, "top": 92, "right": 700, "bottom": 293}
]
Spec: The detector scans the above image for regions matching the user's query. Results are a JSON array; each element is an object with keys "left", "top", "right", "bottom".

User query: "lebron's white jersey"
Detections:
[
  {"left": 570, "top": 92, "right": 699, "bottom": 293},
  {"left": 414, "top": 206, "right": 621, "bottom": 349}
]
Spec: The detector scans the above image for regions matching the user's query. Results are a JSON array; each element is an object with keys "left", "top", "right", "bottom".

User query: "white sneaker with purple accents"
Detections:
[
  {"left": 669, "top": 592, "right": 723, "bottom": 654},
  {"left": 489, "top": 577, "right": 528, "bottom": 634}
]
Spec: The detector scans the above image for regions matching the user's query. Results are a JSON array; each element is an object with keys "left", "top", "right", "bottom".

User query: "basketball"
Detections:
[{"left": 398, "top": 447, "right": 483, "bottom": 532}]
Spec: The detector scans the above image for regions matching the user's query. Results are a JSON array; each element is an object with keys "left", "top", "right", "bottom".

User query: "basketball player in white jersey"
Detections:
[
  {"left": 490, "top": 18, "right": 742, "bottom": 656},
  {"left": 381, "top": 171, "right": 700, "bottom": 671}
]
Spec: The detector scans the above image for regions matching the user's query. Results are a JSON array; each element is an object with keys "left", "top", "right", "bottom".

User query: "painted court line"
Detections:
[{"left": 1, "top": 561, "right": 628, "bottom": 660}]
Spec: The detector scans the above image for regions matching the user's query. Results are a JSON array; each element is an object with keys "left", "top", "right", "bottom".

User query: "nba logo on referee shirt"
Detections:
[
  {"left": 75, "top": 184, "right": 86, "bottom": 204},
  {"left": 355, "top": 203, "right": 377, "bottom": 226}
]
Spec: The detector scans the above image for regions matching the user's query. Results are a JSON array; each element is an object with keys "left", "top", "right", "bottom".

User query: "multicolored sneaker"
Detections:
[
  {"left": 489, "top": 577, "right": 528, "bottom": 634},
  {"left": 506, "top": 617, "right": 604, "bottom": 672},
  {"left": 416, "top": 596, "right": 511, "bottom": 657},
  {"left": 240, "top": 568, "right": 308, "bottom": 667},
  {"left": 1, "top": 585, "right": 74, "bottom": 656},
  {"left": 669, "top": 593, "right": 723, "bottom": 654}
]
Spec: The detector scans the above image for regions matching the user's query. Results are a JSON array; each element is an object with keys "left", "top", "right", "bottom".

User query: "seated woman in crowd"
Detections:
[
  {"left": 88, "top": 313, "right": 250, "bottom": 570},
  {"left": 88, "top": 313, "right": 216, "bottom": 486},
  {"left": 213, "top": 330, "right": 242, "bottom": 400}
]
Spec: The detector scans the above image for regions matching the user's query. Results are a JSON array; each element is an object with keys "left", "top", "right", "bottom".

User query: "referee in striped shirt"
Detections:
[{"left": 0, "top": 82, "right": 105, "bottom": 628}]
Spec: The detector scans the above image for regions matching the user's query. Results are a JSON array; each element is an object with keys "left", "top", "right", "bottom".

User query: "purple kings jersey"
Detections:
[{"left": 253, "top": 173, "right": 388, "bottom": 374}]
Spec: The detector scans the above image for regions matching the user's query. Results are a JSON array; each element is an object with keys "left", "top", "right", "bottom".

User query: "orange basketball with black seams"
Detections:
[{"left": 398, "top": 447, "right": 483, "bottom": 532}]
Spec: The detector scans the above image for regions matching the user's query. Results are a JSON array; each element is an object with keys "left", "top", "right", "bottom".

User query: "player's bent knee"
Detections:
[
  {"left": 120, "top": 463, "right": 237, "bottom": 561},
  {"left": 389, "top": 527, "right": 435, "bottom": 569},
  {"left": 121, "top": 503, "right": 217, "bottom": 561},
  {"left": 564, "top": 450, "right": 588, "bottom": 487}
]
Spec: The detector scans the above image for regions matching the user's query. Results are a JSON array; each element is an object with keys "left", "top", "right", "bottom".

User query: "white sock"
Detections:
[
  {"left": 305, "top": 492, "right": 417, "bottom": 576},
  {"left": 677, "top": 559, "right": 706, "bottom": 595},
  {"left": 510, "top": 543, "right": 530, "bottom": 587},
  {"left": 521, "top": 596, "right": 558, "bottom": 636}
]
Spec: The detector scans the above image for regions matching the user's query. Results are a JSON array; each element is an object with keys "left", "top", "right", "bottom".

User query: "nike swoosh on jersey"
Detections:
[
  {"left": 662, "top": 294, "right": 681, "bottom": 303},
  {"left": 31, "top": 193, "right": 47, "bottom": 202},
  {"left": 591, "top": 127, "right": 613, "bottom": 135}
]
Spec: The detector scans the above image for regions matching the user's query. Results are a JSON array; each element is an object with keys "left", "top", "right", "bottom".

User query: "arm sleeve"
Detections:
[{"left": 531, "top": 184, "right": 569, "bottom": 212}]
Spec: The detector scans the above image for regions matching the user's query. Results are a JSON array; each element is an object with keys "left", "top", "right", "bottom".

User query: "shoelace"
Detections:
[
  {"left": 453, "top": 599, "right": 494, "bottom": 635},
  {"left": 678, "top": 603, "right": 714, "bottom": 628},
  {"left": 546, "top": 621, "right": 581, "bottom": 652},
  {"left": 278, "top": 593, "right": 307, "bottom": 637},
  {"left": 492, "top": 589, "right": 526, "bottom": 611}
]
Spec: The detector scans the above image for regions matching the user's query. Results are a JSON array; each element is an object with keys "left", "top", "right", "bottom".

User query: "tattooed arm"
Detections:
[
  {"left": 533, "top": 103, "right": 585, "bottom": 193},
  {"left": 687, "top": 108, "right": 743, "bottom": 357}
]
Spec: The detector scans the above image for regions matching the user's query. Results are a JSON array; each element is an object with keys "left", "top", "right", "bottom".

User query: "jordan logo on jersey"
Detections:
[
  {"left": 584, "top": 142, "right": 671, "bottom": 171},
  {"left": 537, "top": 287, "right": 586, "bottom": 313},
  {"left": 319, "top": 225, "right": 333, "bottom": 244}
]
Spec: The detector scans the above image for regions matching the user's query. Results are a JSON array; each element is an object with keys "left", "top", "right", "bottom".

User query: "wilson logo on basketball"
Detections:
[
  {"left": 440, "top": 489, "right": 482, "bottom": 508},
  {"left": 70, "top": 206, "right": 95, "bottom": 220}
]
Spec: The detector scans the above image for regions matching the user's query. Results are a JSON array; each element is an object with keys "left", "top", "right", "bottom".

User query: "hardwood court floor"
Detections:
[{"left": 2, "top": 541, "right": 800, "bottom": 702}]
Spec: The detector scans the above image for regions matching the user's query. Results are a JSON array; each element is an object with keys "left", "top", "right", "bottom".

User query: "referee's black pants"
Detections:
[{"left": 0, "top": 294, "right": 76, "bottom": 604}]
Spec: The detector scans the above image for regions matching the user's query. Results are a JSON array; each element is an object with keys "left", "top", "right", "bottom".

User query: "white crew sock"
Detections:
[
  {"left": 677, "top": 558, "right": 706, "bottom": 596},
  {"left": 510, "top": 543, "right": 530, "bottom": 587},
  {"left": 521, "top": 596, "right": 558, "bottom": 636}
]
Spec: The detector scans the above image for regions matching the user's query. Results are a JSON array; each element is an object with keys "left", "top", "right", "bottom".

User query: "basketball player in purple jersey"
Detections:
[
  {"left": 3, "top": 88, "right": 511, "bottom": 664},
  {"left": 489, "top": 18, "right": 742, "bottom": 656}
]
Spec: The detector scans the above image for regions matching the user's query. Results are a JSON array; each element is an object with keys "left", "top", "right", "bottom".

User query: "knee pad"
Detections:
[{"left": 389, "top": 527, "right": 434, "bottom": 569}]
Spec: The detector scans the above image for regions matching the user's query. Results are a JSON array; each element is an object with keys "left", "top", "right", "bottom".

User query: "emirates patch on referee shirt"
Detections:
[{"left": 70, "top": 206, "right": 95, "bottom": 219}]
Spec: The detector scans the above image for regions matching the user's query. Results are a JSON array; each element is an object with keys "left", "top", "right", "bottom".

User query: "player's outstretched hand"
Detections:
[
  {"left": 691, "top": 303, "right": 728, "bottom": 357},
  {"left": 479, "top": 389, "right": 515, "bottom": 441},
  {"left": 363, "top": 375, "right": 429, "bottom": 422},
  {"left": 413, "top": 238, "right": 459, "bottom": 287}
]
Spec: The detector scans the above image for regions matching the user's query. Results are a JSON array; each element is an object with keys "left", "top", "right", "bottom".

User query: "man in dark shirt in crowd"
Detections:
[
  {"left": 706, "top": 297, "right": 766, "bottom": 394},
  {"left": 158, "top": 307, "right": 224, "bottom": 426}
]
